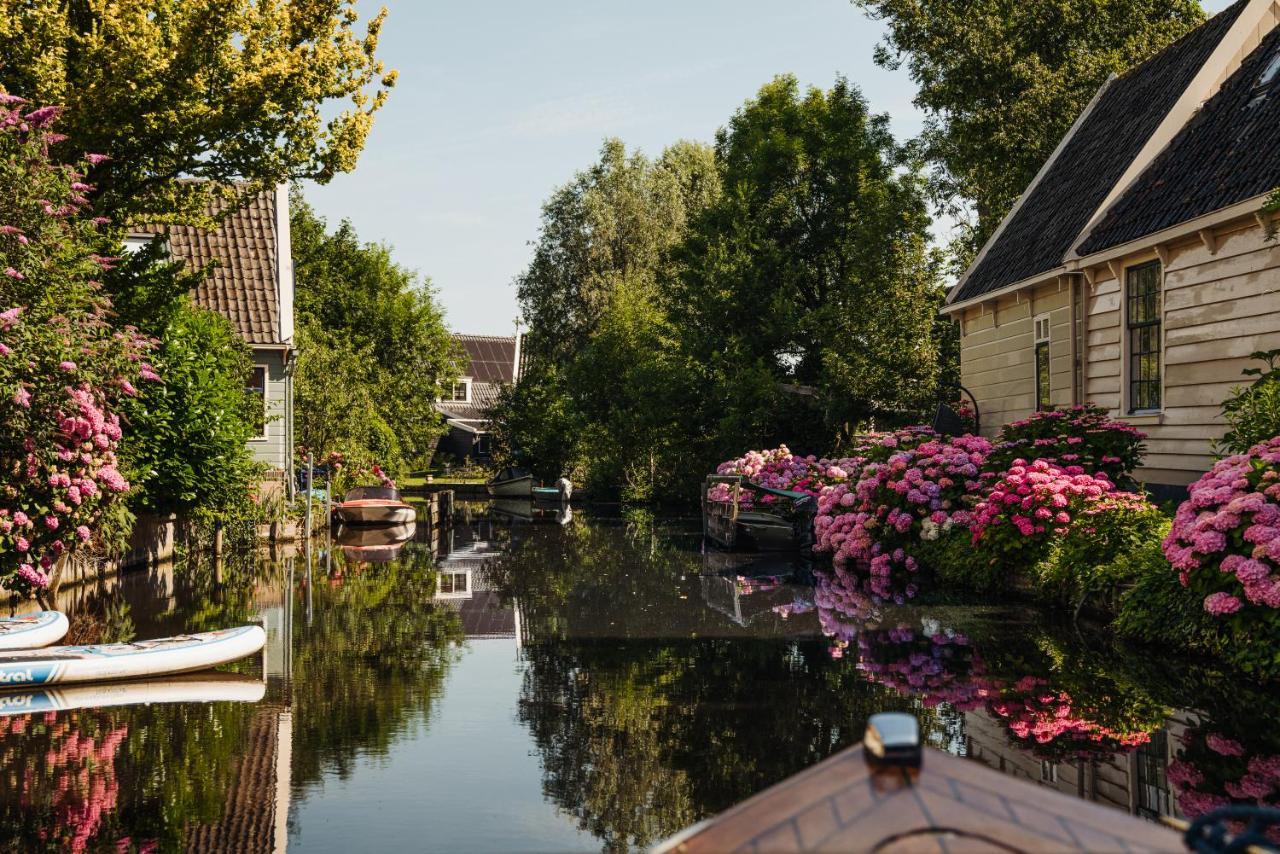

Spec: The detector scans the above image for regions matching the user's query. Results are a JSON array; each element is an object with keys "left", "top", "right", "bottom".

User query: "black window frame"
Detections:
[{"left": 1125, "top": 260, "right": 1163, "bottom": 413}]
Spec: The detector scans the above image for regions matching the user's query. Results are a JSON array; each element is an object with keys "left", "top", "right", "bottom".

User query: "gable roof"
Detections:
[
  {"left": 1078, "top": 24, "right": 1280, "bottom": 255},
  {"left": 137, "top": 188, "right": 287, "bottom": 346},
  {"left": 455, "top": 334, "right": 517, "bottom": 383},
  {"left": 948, "top": 1, "right": 1247, "bottom": 306}
]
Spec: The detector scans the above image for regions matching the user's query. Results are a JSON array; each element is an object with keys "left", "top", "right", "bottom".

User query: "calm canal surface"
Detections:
[{"left": 2, "top": 504, "right": 1278, "bottom": 852}]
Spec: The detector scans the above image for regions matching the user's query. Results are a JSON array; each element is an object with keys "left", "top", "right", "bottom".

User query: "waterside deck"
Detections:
[{"left": 658, "top": 744, "right": 1181, "bottom": 853}]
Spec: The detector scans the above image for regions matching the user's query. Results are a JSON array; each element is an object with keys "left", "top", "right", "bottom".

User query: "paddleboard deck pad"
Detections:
[
  {"left": 0, "top": 611, "right": 69, "bottom": 650},
  {"left": 0, "top": 625, "right": 265, "bottom": 687}
]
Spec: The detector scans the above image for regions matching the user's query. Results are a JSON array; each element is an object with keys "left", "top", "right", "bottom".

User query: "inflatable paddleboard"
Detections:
[
  {"left": 0, "top": 673, "right": 266, "bottom": 716},
  {"left": 0, "top": 625, "right": 265, "bottom": 687},
  {"left": 0, "top": 611, "right": 69, "bottom": 650}
]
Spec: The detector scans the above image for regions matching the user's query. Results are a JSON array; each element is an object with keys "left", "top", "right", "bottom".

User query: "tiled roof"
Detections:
[
  {"left": 456, "top": 334, "right": 517, "bottom": 383},
  {"left": 138, "top": 188, "right": 285, "bottom": 345},
  {"left": 1078, "top": 24, "right": 1280, "bottom": 254},
  {"left": 950, "top": 2, "right": 1245, "bottom": 305},
  {"left": 436, "top": 381, "right": 501, "bottom": 424}
]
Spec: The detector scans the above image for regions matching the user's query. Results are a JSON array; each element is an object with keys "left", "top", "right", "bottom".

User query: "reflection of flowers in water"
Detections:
[
  {"left": 856, "top": 621, "right": 989, "bottom": 710},
  {"left": 1168, "top": 726, "right": 1280, "bottom": 837},
  {"left": 812, "top": 568, "right": 882, "bottom": 658},
  {"left": 0, "top": 712, "right": 152, "bottom": 853},
  {"left": 735, "top": 574, "right": 782, "bottom": 595},
  {"left": 986, "top": 676, "right": 1150, "bottom": 761}
]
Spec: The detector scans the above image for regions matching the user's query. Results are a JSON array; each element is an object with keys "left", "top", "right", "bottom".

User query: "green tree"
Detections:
[
  {"left": 291, "top": 191, "right": 459, "bottom": 474},
  {"left": 121, "top": 298, "right": 262, "bottom": 518},
  {"left": 669, "top": 75, "right": 943, "bottom": 463},
  {"left": 500, "top": 139, "right": 721, "bottom": 497},
  {"left": 853, "top": 0, "right": 1204, "bottom": 258},
  {"left": 0, "top": 0, "right": 395, "bottom": 224}
]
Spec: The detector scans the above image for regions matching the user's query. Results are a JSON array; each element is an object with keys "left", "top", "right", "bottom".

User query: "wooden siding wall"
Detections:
[
  {"left": 958, "top": 216, "right": 1280, "bottom": 488},
  {"left": 250, "top": 348, "right": 290, "bottom": 474},
  {"left": 959, "top": 283, "right": 1075, "bottom": 437}
]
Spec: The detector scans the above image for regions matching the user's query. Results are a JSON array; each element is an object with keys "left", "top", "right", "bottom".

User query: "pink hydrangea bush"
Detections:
[
  {"left": 969, "top": 459, "right": 1131, "bottom": 570},
  {"left": 986, "top": 404, "right": 1146, "bottom": 486},
  {"left": 814, "top": 434, "right": 993, "bottom": 585},
  {"left": 1164, "top": 438, "right": 1280, "bottom": 620},
  {"left": 0, "top": 102, "right": 156, "bottom": 592},
  {"left": 710, "top": 445, "right": 860, "bottom": 511}
]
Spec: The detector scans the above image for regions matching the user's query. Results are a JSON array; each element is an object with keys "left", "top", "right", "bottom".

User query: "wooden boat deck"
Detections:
[{"left": 658, "top": 745, "right": 1182, "bottom": 853}]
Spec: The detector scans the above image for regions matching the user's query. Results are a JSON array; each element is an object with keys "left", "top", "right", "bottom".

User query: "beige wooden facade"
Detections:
[{"left": 954, "top": 208, "right": 1280, "bottom": 489}]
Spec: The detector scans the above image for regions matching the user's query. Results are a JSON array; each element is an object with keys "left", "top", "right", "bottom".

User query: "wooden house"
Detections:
[
  {"left": 943, "top": 0, "right": 1280, "bottom": 492},
  {"left": 131, "top": 185, "right": 296, "bottom": 495},
  {"left": 434, "top": 333, "right": 522, "bottom": 465}
]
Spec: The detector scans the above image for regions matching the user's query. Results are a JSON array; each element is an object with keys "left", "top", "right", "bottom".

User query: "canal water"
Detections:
[{"left": 2, "top": 504, "right": 1278, "bottom": 852}]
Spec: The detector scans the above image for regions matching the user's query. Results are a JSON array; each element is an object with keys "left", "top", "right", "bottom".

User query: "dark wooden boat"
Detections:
[
  {"left": 657, "top": 743, "right": 1180, "bottom": 853},
  {"left": 703, "top": 475, "right": 815, "bottom": 552}
]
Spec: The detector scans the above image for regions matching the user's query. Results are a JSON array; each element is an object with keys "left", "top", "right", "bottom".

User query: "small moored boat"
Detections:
[
  {"left": 487, "top": 467, "right": 534, "bottom": 498},
  {"left": 333, "top": 485, "right": 416, "bottom": 526},
  {"left": 0, "top": 611, "right": 69, "bottom": 650},
  {"left": 0, "top": 625, "right": 266, "bottom": 688}
]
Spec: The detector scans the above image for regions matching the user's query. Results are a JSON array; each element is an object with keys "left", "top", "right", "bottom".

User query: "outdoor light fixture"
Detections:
[{"left": 864, "top": 712, "right": 922, "bottom": 767}]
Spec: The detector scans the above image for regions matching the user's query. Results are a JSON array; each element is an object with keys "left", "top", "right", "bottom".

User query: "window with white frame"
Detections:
[
  {"left": 121, "top": 234, "right": 156, "bottom": 254},
  {"left": 1034, "top": 313, "right": 1051, "bottom": 411},
  {"left": 448, "top": 379, "right": 471, "bottom": 403},
  {"left": 247, "top": 365, "right": 268, "bottom": 439},
  {"left": 1125, "top": 261, "right": 1163, "bottom": 413}
]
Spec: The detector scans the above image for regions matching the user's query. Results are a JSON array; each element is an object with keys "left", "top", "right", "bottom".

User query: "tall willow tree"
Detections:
[
  {"left": 0, "top": 0, "right": 395, "bottom": 224},
  {"left": 853, "top": 0, "right": 1205, "bottom": 261},
  {"left": 669, "top": 75, "right": 944, "bottom": 465},
  {"left": 498, "top": 139, "right": 721, "bottom": 499}
]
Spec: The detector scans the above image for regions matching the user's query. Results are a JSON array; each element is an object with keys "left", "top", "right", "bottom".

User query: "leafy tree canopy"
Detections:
[
  {"left": 670, "top": 74, "right": 944, "bottom": 452},
  {"left": 0, "top": 0, "right": 395, "bottom": 224},
  {"left": 291, "top": 190, "right": 459, "bottom": 474},
  {"left": 854, "top": 0, "right": 1205, "bottom": 259}
]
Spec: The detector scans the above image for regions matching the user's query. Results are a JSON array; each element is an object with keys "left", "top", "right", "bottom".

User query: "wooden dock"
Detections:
[{"left": 657, "top": 745, "right": 1181, "bottom": 853}]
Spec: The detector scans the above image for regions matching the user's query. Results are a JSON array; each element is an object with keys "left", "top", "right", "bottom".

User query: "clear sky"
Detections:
[{"left": 304, "top": 0, "right": 1234, "bottom": 336}]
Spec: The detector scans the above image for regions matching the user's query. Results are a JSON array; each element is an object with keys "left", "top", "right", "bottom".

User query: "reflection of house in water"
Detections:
[
  {"left": 434, "top": 540, "right": 518, "bottom": 641},
  {"left": 183, "top": 566, "right": 296, "bottom": 852},
  {"left": 963, "top": 708, "right": 1194, "bottom": 823}
]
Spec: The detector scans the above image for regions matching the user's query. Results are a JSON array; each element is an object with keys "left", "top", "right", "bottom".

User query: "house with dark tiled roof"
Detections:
[
  {"left": 128, "top": 186, "right": 296, "bottom": 490},
  {"left": 943, "top": 0, "right": 1280, "bottom": 490},
  {"left": 433, "top": 333, "right": 522, "bottom": 464}
]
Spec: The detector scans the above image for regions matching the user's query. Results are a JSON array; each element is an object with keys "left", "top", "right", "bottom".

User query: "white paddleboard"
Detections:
[
  {"left": 0, "top": 673, "right": 267, "bottom": 716},
  {"left": 0, "top": 611, "right": 69, "bottom": 650},
  {"left": 0, "top": 625, "right": 265, "bottom": 687}
]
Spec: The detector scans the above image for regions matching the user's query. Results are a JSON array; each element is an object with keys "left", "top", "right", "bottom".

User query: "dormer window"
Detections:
[
  {"left": 122, "top": 234, "right": 156, "bottom": 254},
  {"left": 448, "top": 379, "right": 472, "bottom": 403}
]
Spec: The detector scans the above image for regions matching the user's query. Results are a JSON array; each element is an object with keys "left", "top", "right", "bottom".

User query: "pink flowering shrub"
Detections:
[
  {"left": 0, "top": 102, "right": 155, "bottom": 591},
  {"left": 987, "top": 404, "right": 1146, "bottom": 486},
  {"left": 711, "top": 445, "right": 860, "bottom": 511},
  {"left": 966, "top": 460, "right": 1143, "bottom": 587},
  {"left": 813, "top": 434, "right": 992, "bottom": 585},
  {"left": 1165, "top": 438, "right": 1280, "bottom": 614}
]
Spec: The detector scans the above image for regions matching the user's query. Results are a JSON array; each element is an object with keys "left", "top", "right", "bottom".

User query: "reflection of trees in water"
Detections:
[
  {"left": 495, "top": 520, "right": 955, "bottom": 851},
  {"left": 0, "top": 701, "right": 257, "bottom": 851},
  {"left": 0, "top": 543, "right": 465, "bottom": 849},
  {"left": 288, "top": 543, "right": 465, "bottom": 787}
]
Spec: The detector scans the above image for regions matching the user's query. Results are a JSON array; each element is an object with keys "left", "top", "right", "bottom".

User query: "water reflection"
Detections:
[{"left": 0, "top": 508, "right": 1275, "bottom": 851}]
